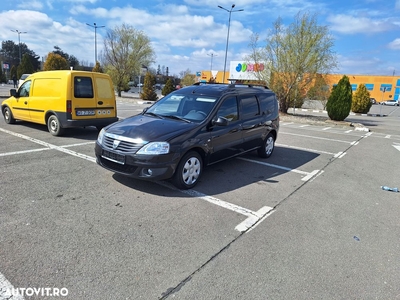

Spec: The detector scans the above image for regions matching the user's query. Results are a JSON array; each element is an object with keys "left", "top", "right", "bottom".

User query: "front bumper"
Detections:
[{"left": 95, "top": 143, "right": 179, "bottom": 181}]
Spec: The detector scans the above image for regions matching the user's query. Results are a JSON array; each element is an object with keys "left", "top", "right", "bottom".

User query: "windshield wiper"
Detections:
[
  {"left": 144, "top": 112, "right": 164, "bottom": 119},
  {"left": 162, "top": 115, "right": 191, "bottom": 123}
]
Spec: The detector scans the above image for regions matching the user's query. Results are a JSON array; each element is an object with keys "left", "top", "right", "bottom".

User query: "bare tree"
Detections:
[
  {"left": 247, "top": 12, "right": 337, "bottom": 113},
  {"left": 102, "top": 24, "right": 155, "bottom": 96}
]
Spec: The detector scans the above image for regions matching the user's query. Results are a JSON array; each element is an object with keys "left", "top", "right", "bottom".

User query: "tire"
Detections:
[
  {"left": 3, "top": 107, "right": 16, "bottom": 124},
  {"left": 172, "top": 151, "right": 202, "bottom": 189},
  {"left": 47, "top": 115, "right": 64, "bottom": 136},
  {"left": 258, "top": 132, "right": 275, "bottom": 158}
]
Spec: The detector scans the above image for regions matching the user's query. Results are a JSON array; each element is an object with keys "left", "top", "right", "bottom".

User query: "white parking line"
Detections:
[
  {"left": 237, "top": 157, "right": 320, "bottom": 181},
  {"left": 280, "top": 132, "right": 355, "bottom": 144},
  {"left": 276, "top": 143, "right": 337, "bottom": 156},
  {"left": 157, "top": 182, "right": 274, "bottom": 233},
  {"left": 0, "top": 272, "right": 25, "bottom": 300},
  {"left": 0, "top": 128, "right": 96, "bottom": 163}
]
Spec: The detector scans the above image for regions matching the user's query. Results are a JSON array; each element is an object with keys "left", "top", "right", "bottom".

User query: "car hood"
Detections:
[{"left": 105, "top": 114, "right": 198, "bottom": 141}]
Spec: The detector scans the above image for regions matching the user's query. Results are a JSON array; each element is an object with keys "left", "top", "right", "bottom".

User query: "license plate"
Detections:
[
  {"left": 76, "top": 110, "right": 95, "bottom": 116},
  {"left": 101, "top": 150, "right": 125, "bottom": 164}
]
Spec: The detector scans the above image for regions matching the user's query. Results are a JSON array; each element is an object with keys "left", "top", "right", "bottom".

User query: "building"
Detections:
[{"left": 199, "top": 61, "right": 400, "bottom": 103}]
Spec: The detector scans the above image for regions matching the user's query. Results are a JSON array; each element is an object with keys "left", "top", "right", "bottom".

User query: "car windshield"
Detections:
[{"left": 145, "top": 91, "right": 218, "bottom": 122}]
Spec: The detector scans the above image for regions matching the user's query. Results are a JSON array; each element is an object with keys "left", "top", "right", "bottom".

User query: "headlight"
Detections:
[
  {"left": 97, "top": 128, "right": 105, "bottom": 144},
  {"left": 137, "top": 142, "right": 170, "bottom": 155}
]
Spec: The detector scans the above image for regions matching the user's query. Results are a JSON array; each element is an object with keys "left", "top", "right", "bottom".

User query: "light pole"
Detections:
[
  {"left": 11, "top": 29, "right": 27, "bottom": 64},
  {"left": 218, "top": 4, "right": 243, "bottom": 83},
  {"left": 86, "top": 22, "right": 105, "bottom": 64},
  {"left": 207, "top": 53, "right": 217, "bottom": 71},
  {"left": 379, "top": 87, "right": 386, "bottom": 116}
]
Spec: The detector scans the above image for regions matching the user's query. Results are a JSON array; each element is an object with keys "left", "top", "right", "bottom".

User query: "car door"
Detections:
[
  {"left": 239, "top": 94, "right": 265, "bottom": 151},
  {"left": 208, "top": 96, "right": 243, "bottom": 164},
  {"left": 12, "top": 80, "right": 32, "bottom": 121}
]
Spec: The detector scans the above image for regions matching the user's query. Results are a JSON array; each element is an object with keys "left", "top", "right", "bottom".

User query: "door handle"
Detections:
[{"left": 98, "top": 101, "right": 103, "bottom": 105}]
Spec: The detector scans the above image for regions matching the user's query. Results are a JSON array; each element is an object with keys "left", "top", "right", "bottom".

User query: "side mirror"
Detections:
[
  {"left": 10, "top": 89, "right": 18, "bottom": 97},
  {"left": 212, "top": 116, "right": 229, "bottom": 126}
]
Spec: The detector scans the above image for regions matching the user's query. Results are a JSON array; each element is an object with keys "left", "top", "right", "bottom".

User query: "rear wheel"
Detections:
[
  {"left": 3, "top": 107, "right": 16, "bottom": 124},
  {"left": 172, "top": 151, "right": 202, "bottom": 189},
  {"left": 47, "top": 115, "right": 64, "bottom": 136},
  {"left": 258, "top": 133, "right": 275, "bottom": 158}
]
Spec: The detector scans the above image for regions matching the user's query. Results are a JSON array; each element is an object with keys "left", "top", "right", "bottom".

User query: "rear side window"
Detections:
[
  {"left": 74, "top": 77, "right": 93, "bottom": 98},
  {"left": 240, "top": 95, "right": 260, "bottom": 118},
  {"left": 258, "top": 93, "right": 277, "bottom": 115}
]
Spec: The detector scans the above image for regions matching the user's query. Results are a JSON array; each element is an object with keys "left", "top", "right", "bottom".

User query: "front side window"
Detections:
[
  {"left": 74, "top": 77, "right": 93, "bottom": 98},
  {"left": 217, "top": 96, "right": 238, "bottom": 121},
  {"left": 19, "top": 80, "right": 31, "bottom": 97}
]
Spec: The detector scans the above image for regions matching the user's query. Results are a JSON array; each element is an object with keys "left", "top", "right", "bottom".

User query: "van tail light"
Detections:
[{"left": 66, "top": 100, "right": 72, "bottom": 113}]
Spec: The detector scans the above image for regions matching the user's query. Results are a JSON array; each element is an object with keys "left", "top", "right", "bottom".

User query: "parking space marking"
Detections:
[
  {"left": 0, "top": 128, "right": 96, "bottom": 163},
  {"left": 237, "top": 157, "right": 320, "bottom": 181},
  {"left": 322, "top": 127, "right": 332, "bottom": 130},
  {"left": 276, "top": 143, "right": 337, "bottom": 156},
  {"left": 0, "top": 141, "right": 96, "bottom": 157},
  {"left": 280, "top": 132, "right": 356, "bottom": 144},
  {"left": 0, "top": 272, "right": 25, "bottom": 300},
  {"left": 158, "top": 182, "right": 274, "bottom": 233}
]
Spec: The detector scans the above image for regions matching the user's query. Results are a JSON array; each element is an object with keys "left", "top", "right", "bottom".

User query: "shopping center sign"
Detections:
[{"left": 229, "top": 61, "right": 265, "bottom": 80}]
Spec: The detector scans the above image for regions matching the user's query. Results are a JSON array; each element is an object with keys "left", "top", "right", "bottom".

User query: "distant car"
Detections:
[
  {"left": 380, "top": 100, "right": 399, "bottom": 106},
  {"left": 18, "top": 74, "right": 31, "bottom": 88},
  {"left": 370, "top": 98, "right": 376, "bottom": 104}
]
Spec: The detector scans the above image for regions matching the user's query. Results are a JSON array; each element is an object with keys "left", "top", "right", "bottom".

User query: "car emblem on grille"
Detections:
[{"left": 113, "top": 140, "right": 121, "bottom": 150}]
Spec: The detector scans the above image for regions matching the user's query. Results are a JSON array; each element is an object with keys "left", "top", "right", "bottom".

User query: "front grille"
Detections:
[{"left": 103, "top": 135, "right": 142, "bottom": 153}]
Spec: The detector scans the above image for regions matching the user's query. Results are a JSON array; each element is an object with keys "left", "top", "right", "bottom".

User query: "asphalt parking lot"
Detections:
[{"left": 1, "top": 84, "right": 400, "bottom": 299}]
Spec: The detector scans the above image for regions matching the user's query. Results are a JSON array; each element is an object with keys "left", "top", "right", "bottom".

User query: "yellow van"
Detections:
[{"left": 1, "top": 70, "right": 118, "bottom": 136}]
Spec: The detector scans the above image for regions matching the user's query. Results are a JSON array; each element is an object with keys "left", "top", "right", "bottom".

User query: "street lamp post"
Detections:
[
  {"left": 207, "top": 53, "right": 217, "bottom": 71},
  {"left": 86, "top": 22, "right": 105, "bottom": 64},
  {"left": 218, "top": 4, "right": 243, "bottom": 83},
  {"left": 11, "top": 29, "right": 27, "bottom": 64}
]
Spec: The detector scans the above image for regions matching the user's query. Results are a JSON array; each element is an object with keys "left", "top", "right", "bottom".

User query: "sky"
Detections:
[{"left": 1, "top": 0, "right": 400, "bottom": 77}]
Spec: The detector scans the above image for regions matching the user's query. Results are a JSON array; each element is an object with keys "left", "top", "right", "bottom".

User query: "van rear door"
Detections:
[
  {"left": 71, "top": 75, "right": 97, "bottom": 119},
  {"left": 93, "top": 76, "right": 117, "bottom": 119}
]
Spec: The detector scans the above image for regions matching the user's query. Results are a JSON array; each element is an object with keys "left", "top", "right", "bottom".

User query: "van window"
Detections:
[
  {"left": 240, "top": 95, "right": 260, "bottom": 118},
  {"left": 217, "top": 96, "right": 238, "bottom": 121},
  {"left": 74, "top": 77, "right": 93, "bottom": 98},
  {"left": 19, "top": 80, "right": 31, "bottom": 97}
]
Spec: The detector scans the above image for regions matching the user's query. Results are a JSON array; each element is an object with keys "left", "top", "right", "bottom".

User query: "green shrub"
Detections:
[
  {"left": 162, "top": 78, "right": 175, "bottom": 96},
  {"left": 352, "top": 83, "right": 372, "bottom": 113},
  {"left": 140, "top": 72, "right": 158, "bottom": 101},
  {"left": 326, "top": 75, "right": 352, "bottom": 121}
]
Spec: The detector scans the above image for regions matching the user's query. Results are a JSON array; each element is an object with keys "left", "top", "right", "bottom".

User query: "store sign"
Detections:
[
  {"left": 229, "top": 61, "right": 265, "bottom": 80},
  {"left": 3, "top": 63, "right": 9, "bottom": 70}
]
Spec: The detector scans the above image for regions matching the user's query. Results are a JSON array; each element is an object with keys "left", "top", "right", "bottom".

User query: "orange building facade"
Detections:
[{"left": 199, "top": 62, "right": 400, "bottom": 103}]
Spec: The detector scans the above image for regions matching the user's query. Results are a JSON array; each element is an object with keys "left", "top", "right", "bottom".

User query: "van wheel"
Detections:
[
  {"left": 258, "top": 133, "right": 275, "bottom": 158},
  {"left": 172, "top": 151, "right": 202, "bottom": 189},
  {"left": 47, "top": 115, "right": 64, "bottom": 136},
  {"left": 3, "top": 107, "right": 16, "bottom": 124}
]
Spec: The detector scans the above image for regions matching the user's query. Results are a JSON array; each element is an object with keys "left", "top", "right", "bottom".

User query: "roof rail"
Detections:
[{"left": 192, "top": 82, "right": 269, "bottom": 89}]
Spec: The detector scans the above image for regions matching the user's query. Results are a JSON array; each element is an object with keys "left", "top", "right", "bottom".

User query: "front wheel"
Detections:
[
  {"left": 47, "top": 115, "right": 64, "bottom": 136},
  {"left": 258, "top": 133, "right": 275, "bottom": 158},
  {"left": 3, "top": 107, "right": 16, "bottom": 124},
  {"left": 172, "top": 151, "right": 202, "bottom": 189}
]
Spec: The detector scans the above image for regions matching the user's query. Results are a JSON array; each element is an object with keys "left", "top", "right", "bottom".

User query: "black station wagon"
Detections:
[{"left": 95, "top": 83, "right": 280, "bottom": 189}]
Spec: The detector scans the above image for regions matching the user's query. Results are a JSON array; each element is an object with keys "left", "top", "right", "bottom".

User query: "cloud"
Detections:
[
  {"left": 388, "top": 38, "right": 400, "bottom": 49},
  {"left": 328, "top": 14, "right": 395, "bottom": 34}
]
